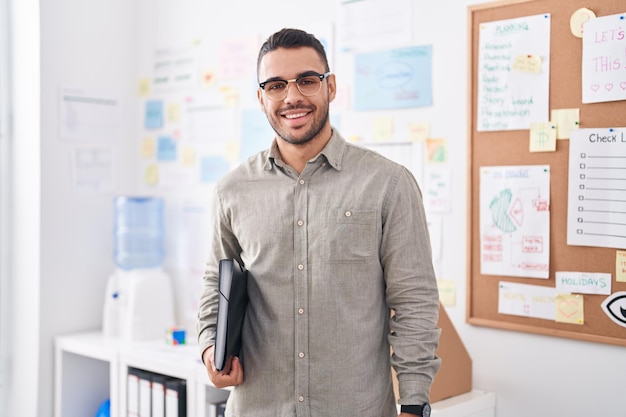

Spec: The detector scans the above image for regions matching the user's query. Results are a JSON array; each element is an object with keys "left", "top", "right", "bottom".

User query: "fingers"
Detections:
[{"left": 205, "top": 354, "right": 244, "bottom": 389}]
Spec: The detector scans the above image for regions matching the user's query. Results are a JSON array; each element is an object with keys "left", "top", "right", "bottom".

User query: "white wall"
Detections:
[{"left": 8, "top": 0, "right": 626, "bottom": 416}]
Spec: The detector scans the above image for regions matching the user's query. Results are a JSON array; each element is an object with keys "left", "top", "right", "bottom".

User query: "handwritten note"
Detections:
[
  {"left": 477, "top": 14, "right": 551, "bottom": 131},
  {"left": 555, "top": 271, "right": 611, "bottom": 295},
  {"left": 529, "top": 122, "right": 556, "bottom": 152},
  {"left": 582, "top": 13, "right": 626, "bottom": 103},
  {"left": 555, "top": 294, "right": 584, "bottom": 325},
  {"left": 498, "top": 281, "right": 556, "bottom": 320},
  {"left": 616, "top": 251, "right": 626, "bottom": 283},
  {"left": 480, "top": 165, "right": 551, "bottom": 278}
]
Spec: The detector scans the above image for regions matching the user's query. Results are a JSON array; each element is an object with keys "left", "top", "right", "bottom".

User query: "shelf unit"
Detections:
[
  {"left": 54, "top": 331, "right": 230, "bottom": 417},
  {"left": 55, "top": 331, "right": 495, "bottom": 417}
]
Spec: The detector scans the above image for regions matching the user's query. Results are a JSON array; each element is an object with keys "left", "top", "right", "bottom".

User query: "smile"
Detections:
[{"left": 283, "top": 111, "right": 309, "bottom": 119}]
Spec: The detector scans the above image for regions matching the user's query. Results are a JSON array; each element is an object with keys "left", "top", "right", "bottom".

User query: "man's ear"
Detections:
[
  {"left": 327, "top": 73, "right": 337, "bottom": 103},
  {"left": 257, "top": 89, "right": 266, "bottom": 113}
]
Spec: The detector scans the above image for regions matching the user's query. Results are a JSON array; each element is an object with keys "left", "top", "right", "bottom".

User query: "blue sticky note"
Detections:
[
  {"left": 200, "top": 156, "right": 230, "bottom": 183},
  {"left": 145, "top": 100, "right": 164, "bottom": 129},
  {"left": 354, "top": 45, "right": 433, "bottom": 111},
  {"left": 240, "top": 109, "right": 274, "bottom": 162},
  {"left": 157, "top": 135, "right": 177, "bottom": 161}
]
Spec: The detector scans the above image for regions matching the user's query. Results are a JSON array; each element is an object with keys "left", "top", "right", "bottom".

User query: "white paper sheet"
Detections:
[
  {"left": 498, "top": 281, "right": 556, "bottom": 320},
  {"left": 59, "top": 86, "right": 122, "bottom": 142},
  {"left": 567, "top": 127, "right": 626, "bottom": 249},
  {"left": 582, "top": 13, "right": 626, "bottom": 104},
  {"left": 480, "top": 165, "right": 551, "bottom": 278},
  {"left": 476, "top": 14, "right": 551, "bottom": 131}
]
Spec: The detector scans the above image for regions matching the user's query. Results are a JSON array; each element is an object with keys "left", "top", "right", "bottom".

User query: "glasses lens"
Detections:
[
  {"left": 265, "top": 81, "right": 288, "bottom": 100},
  {"left": 296, "top": 76, "right": 322, "bottom": 96}
]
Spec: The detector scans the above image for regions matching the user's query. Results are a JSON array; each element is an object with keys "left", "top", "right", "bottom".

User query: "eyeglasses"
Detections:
[{"left": 259, "top": 71, "right": 332, "bottom": 101}]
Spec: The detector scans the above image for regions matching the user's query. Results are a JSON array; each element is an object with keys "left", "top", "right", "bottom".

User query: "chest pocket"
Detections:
[{"left": 321, "top": 208, "right": 377, "bottom": 263}]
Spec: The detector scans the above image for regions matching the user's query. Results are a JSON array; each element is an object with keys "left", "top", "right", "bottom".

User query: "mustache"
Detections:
[{"left": 278, "top": 104, "right": 314, "bottom": 113}]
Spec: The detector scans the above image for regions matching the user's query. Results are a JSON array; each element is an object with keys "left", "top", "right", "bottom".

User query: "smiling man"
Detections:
[{"left": 197, "top": 28, "right": 441, "bottom": 417}]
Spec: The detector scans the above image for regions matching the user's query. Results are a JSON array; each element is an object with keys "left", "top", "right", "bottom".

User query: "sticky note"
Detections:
[
  {"left": 512, "top": 54, "right": 543, "bottom": 74},
  {"left": 437, "top": 279, "right": 456, "bottom": 307},
  {"left": 144, "top": 100, "right": 164, "bottom": 129},
  {"left": 569, "top": 8, "right": 596, "bottom": 38},
  {"left": 529, "top": 122, "right": 557, "bottom": 152},
  {"left": 408, "top": 122, "right": 430, "bottom": 142},
  {"left": 167, "top": 103, "right": 181, "bottom": 124},
  {"left": 426, "top": 138, "right": 447, "bottom": 163},
  {"left": 144, "top": 164, "right": 159, "bottom": 186},
  {"left": 372, "top": 116, "right": 394, "bottom": 142},
  {"left": 551, "top": 108, "right": 579, "bottom": 139},
  {"left": 617, "top": 251, "right": 626, "bottom": 282},
  {"left": 138, "top": 78, "right": 151, "bottom": 97},
  {"left": 157, "top": 136, "right": 177, "bottom": 161},
  {"left": 140, "top": 137, "right": 156, "bottom": 159},
  {"left": 181, "top": 146, "right": 196, "bottom": 166},
  {"left": 555, "top": 293, "right": 584, "bottom": 324}
]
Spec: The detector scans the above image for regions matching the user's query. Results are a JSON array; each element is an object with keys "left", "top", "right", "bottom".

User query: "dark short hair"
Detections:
[{"left": 257, "top": 28, "right": 330, "bottom": 79}]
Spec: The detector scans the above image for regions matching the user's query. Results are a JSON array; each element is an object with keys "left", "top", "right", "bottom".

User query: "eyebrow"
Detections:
[{"left": 261, "top": 70, "right": 324, "bottom": 83}]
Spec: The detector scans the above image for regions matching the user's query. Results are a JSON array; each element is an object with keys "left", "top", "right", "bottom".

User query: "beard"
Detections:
[{"left": 266, "top": 102, "right": 330, "bottom": 146}]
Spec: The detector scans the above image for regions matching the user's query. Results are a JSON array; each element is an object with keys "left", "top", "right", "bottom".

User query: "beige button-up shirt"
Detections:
[{"left": 197, "top": 130, "right": 441, "bottom": 417}]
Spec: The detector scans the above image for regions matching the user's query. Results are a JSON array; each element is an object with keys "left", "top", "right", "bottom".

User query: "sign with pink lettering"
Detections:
[{"left": 582, "top": 13, "right": 626, "bottom": 103}]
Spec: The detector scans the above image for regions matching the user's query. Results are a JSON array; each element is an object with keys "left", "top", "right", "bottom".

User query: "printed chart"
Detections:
[{"left": 567, "top": 127, "right": 626, "bottom": 249}]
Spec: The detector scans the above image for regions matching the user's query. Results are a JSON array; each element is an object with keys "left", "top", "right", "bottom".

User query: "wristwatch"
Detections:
[{"left": 400, "top": 403, "right": 431, "bottom": 417}]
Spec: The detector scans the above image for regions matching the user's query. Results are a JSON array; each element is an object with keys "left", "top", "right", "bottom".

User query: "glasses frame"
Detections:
[{"left": 259, "top": 71, "right": 332, "bottom": 101}]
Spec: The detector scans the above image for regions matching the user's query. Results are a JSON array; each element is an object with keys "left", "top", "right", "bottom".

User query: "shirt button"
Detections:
[
  {"left": 297, "top": 220, "right": 304, "bottom": 227},
  {"left": 298, "top": 396, "right": 305, "bottom": 402},
  {"left": 298, "top": 352, "right": 305, "bottom": 358},
  {"left": 298, "top": 264, "right": 304, "bottom": 270},
  {"left": 299, "top": 179, "right": 305, "bottom": 185},
  {"left": 345, "top": 210, "right": 352, "bottom": 217},
  {"left": 298, "top": 308, "right": 304, "bottom": 314}
]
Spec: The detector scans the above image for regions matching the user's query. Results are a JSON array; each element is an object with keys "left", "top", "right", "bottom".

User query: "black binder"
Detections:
[{"left": 214, "top": 258, "right": 249, "bottom": 372}]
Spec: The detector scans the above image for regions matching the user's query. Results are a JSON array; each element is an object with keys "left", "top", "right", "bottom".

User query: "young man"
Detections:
[{"left": 197, "top": 28, "right": 441, "bottom": 417}]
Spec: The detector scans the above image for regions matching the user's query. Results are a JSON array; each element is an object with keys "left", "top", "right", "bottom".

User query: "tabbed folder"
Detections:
[
  {"left": 126, "top": 367, "right": 186, "bottom": 417},
  {"left": 214, "top": 258, "right": 249, "bottom": 372}
]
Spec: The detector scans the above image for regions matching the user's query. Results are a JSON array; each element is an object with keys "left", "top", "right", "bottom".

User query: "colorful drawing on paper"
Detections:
[{"left": 480, "top": 165, "right": 551, "bottom": 278}]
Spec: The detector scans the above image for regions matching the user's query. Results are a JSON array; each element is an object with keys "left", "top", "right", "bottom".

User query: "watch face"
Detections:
[{"left": 422, "top": 403, "right": 431, "bottom": 417}]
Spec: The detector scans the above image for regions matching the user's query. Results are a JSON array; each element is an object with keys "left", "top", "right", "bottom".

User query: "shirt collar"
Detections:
[{"left": 264, "top": 128, "right": 346, "bottom": 171}]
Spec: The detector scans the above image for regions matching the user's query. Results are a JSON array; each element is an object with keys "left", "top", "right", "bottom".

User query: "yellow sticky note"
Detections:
[
  {"left": 140, "top": 137, "right": 156, "bottom": 159},
  {"left": 551, "top": 108, "right": 580, "bottom": 139},
  {"left": 372, "top": 116, "right": 394, "bottom": 142},
  {"left": 529, "top": 122, "right": 557, "bottom": 152},
  {"left": 220, "top": 86, "right": 239, "bottom": 107},
  {"left": 144, "top": 164, "right": 159, "bottom": 186},
  {"left": 437, "top": 279, "right": 456, "bottom": 307},
  {"left": 181, "top": 147, "right": 196, "bottom": 166},
  {"left": 138, "top": 78, "right": 151, "bottom": 97},
  {"left": 616, "top": 251, "right": 626, "bottom": 283},
  {"left": 570, "top": 8, "right": 596, "bottom": 38},
  {"left": 201, "top": 69, "right": 216, "bottom": 88},
  {"left": 224, "top": 140, "right": 240, "bottom": 163},
  {"left": 555, "top": 294, "right": 584, "bottom": 324},
  {"left": 167, "top": 103, "right": 181, "bottom": 124},
  {"left": 426, "top": 138, "right": 447, "bottom": 163},
  {"left": 408, "top": 122, "right": 430, "bottom": 142},
  {"left": 512, "top": 54, "right": 543, "bottom": 74}
]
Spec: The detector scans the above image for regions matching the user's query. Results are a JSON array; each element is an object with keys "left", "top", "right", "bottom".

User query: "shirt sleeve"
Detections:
[
  {"left": 196, "top": 184, "right": 243, "bottom": 359},
  {"left": 381, "top": 165, "right": 442, "bottom": 405}
]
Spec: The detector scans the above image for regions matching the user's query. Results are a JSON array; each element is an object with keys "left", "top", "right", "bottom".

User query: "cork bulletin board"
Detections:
[{"left": 466, "top": 0, "right": 626, "bottom": 346}]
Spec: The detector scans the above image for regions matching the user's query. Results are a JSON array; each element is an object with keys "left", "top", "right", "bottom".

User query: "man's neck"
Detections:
[{"left": 276, "top": 127, "right": 333, "bottom": 174}]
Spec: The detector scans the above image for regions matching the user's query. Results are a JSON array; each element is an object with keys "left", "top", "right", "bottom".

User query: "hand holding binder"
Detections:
[{"left": 214, "top": 258, "right": 249, "bottom": 372}]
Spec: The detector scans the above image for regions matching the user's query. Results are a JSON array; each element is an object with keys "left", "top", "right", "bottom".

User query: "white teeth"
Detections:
[{"left": 285, "top": 112, "right": 307, "bottom": 119}]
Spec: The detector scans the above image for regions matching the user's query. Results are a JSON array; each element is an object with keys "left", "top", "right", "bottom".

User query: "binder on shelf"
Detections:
[
  {"left": 214, "top": 258, "right": 249, "bottom": 372},
  {"left": 127, "top": 368, "right": 141, "bottom": 417},
  {"left": 165, "top": 378, "right": 187, "bottom": 417},
  {"left": 138, "top": 370, "right": 152, "bottom": 417},
  {"left": 151, "top": 374, "right": 167, "bottom": 417}
]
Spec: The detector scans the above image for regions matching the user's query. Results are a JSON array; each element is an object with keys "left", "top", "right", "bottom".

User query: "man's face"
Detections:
[{"left": 257, "top": 47, "right": 336, "bottom": 146}]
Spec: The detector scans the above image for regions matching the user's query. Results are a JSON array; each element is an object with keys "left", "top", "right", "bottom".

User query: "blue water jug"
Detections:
[{"left": 113, "top": 196, "right": 164, "bottom": 270}]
